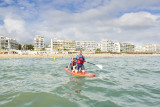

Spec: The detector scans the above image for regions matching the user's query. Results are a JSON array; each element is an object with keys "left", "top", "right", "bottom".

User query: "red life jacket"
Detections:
[
  {"left": 70, "top": 61, "right": 76, "bottom": 66},
  {"left": 77, "top": 55, "right": 84, "bottom": 64}
]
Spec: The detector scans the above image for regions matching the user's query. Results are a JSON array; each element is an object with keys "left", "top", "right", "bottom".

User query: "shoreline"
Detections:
[{"left": 0, "top": 54, "right": 160, "bottom": 59}]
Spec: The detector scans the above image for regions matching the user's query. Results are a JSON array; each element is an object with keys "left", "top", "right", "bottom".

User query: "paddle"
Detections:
[{"left": 87, "top": 62, "right": 103, "bottom": 69}]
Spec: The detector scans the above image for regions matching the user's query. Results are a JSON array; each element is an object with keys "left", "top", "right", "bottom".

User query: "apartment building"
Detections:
[
  {"left": 100, "top": 39, "right": 114, "bottom": 52},
  {"left": 76, "top": 41, "right": 96, "bottom": 51},
  {"left": 142, "top": 44, "right": 160, "bottom": 53},
  {"left": 96, "top": 43, "right": 101, "bottom": 51},
  {"left": 0, "top": 36, "right": 19, "bottom": 50},
  {"left": 134, "top": 46, "right": 145, "bottom": 53},
  {"left": 119, "top": 42, "right": 135, "bottom": 52},
  {"left": 51, "top": 38, "right": 76, "bottom": 51},
  {"left": 113, "top": 42, "right": 121, "bottom": 52},
  {"left": 33, "top": 36, "right": 45, "bottom": 51}
]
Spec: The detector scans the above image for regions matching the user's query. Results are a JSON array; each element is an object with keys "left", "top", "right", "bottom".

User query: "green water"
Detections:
[{"left": 0, "top": 57, "right": 160, "bottom": 107}]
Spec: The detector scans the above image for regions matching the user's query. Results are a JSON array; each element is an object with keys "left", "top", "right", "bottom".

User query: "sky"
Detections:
[{"left": 0, "top": 0, "right": 160, "bottom": 45}]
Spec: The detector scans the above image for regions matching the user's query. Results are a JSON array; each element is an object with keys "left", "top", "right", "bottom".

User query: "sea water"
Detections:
[{"left": 0, "top": 56, "right": 160, "bottom": 107}]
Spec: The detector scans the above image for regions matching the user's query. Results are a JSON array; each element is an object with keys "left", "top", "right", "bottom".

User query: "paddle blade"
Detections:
[{"left": 96, "top": 65, "right": 103, "bottom": 69}]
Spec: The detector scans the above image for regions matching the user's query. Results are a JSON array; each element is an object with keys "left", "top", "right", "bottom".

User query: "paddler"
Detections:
[
  {"left": 68, "top": 57, "right": 76, "bottom": 72},
  {"left": 75, "top": 50, "right": 87, "bottom": 73}
]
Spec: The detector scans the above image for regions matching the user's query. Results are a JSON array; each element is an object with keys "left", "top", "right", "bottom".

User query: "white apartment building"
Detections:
[
  {"left": 0, "top": 36, "right": 19, "bottom": 50},
  {"left": 113, "top": 42, "right": 121, "bottom": 52},
  {"left": 134, "top": 46, "right": 145, "bottom": 53},
  {"left": 142, "top": 44, "right": 160, "bottom": 53},
  {"left": 76, "top": 41, "right": 96, "bottom": 51},
  {"left": 33, "top": 36, "right": 45, "bottom": 51},
  {"left": 96, "top": 43, "right": 101, "bottom": 51},
  {"left": 100, "top": 39, "right": 114, "bottom": 52},
  {"left": 156, "top": 45, "right": 160, "bottom": 53},
  {"left": 45, "top": 44, "right": 51, "bottom": 54},
  {"left": 51, "top": 38, "right": 76, "bottom": 51},
  {"left": 119, "top": 42, "right": 135, "bottom": 52}
]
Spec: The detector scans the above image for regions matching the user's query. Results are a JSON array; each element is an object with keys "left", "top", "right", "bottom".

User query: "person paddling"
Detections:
[
  {"left": 75, "top": 50, "right": 87, "bottom": 73},
  {"left": 68, "top": 57, "right": 76, "bottom": 72}
]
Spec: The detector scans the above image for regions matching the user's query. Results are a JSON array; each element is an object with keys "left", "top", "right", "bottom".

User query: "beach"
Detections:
[{"left": 0, "top": 53, "right": 160, "bottom": 59}]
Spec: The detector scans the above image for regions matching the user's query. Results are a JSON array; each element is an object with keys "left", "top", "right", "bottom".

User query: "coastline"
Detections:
[{"left": 0, "top": 53, "right": 160, "bottom": 59}]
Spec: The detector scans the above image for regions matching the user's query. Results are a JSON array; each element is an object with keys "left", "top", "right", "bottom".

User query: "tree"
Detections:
[
  {"left": 108, "top": 50, "right": 112, "bottom": 52},
  {"left": 18, "top": 44, "right": 22, "bottom": 50},
  {"left": 41, "top": 48, "right": 45, "bottom": 51},
  {"left": 2, "top": 46, "right": 5, "bottom": 49},
  {"left": 24, "top": 44, "right": 34, "bottom": 50},
  {"left": 64, "top": 48, "right": 68, "bottom": 51},
  {"left": 96, "top": 49, "right": 101, "bottom": 52}
]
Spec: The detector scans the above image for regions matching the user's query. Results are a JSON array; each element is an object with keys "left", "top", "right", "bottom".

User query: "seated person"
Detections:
[{"left": 68, "top": 57, "right": 76, "bottom": 72}]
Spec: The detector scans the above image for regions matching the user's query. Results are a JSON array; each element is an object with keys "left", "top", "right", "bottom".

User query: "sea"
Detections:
[{"left": 0, "top": 56, "right": 160, "bottom": 107}]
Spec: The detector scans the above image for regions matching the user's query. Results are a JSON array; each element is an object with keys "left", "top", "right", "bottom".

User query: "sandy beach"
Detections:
[{"left": 0, "top": 53, "right": 160, "bottom": 59}]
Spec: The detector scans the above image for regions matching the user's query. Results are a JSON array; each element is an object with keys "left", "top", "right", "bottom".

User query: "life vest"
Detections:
[
  {"left": 70, "top": 61, "right": 76, "bottom": 66},
  {"left": 77, "top": 55, "right": 84, "bottom": 64}
]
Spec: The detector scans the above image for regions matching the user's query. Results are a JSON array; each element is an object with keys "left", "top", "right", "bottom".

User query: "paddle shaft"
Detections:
[{"left": 87, "top": 62, "right": 96, "bottom": 65}]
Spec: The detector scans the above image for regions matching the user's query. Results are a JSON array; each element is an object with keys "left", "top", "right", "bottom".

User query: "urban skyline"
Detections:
[
  {"left": 1, "top": 35, "right": 160, "bottom": 54},
  {"left": 1, "top": 35, "right": 160, "bottom": 46}
]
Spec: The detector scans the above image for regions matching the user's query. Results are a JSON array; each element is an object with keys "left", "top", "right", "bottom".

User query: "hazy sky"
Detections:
[{"left": 0, "top": 0, "right": 160, "bottom": 45}]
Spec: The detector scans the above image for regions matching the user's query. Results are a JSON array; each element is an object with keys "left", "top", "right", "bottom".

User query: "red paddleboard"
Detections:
[{"left": 64, "top": 67, "right": 95, "bottom": 77}]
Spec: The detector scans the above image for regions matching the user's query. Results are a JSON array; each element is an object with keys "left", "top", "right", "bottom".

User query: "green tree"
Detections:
[
  {"left": 96, "top": 49, "right": 101, "bottom": 52},
  {"left": 64, "top": 48, "right": 68, "bottom": 51},
  {"left": 18, "top": 44, "right": 22, "bottom": 50},
  {"left": 24, "top": 44, "right": 34, "bottom": 50},
  {"left": 41, "top": 48, "right": 45, "bottom": 51},
  {"left": 2, "top": 46, "right": 5, "bottom": 49}
]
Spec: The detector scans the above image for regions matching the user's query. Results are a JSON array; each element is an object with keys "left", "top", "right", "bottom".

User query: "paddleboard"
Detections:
[{"left": 64, "top": 67, "right": 95, "bottom": 77}]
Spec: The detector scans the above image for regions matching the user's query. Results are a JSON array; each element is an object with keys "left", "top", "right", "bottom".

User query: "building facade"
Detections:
[
  {"left": 33, "top": 36, "right": 45, "bottom": 51},
  {"left": 156, "top": 45, "right": 160, "bottom": 54},
  {"left": 142, "top": 44, "right": 160, "bottom": 53},
  {"left": 134, "top": 46, "right": 145, "bottom": 53},
  {"left": 119, "top": 42, "right": 135, "bottom": 52},
  {"left": 96, "top": 43, "right": 101, "bottom": 51},
  {"left": 100, "top": 39, "right": 114, "bottom": 52},
  {"left": 0, "top": 36, "right": 19, "bottom": 50},
  {"left": 76, "top": 41, "right": 96, "bottom": 51},
  {"left": 113, "top": 42, "right": 121, "bottom": 52},
  {"left": 51, "top": 38, "right": 76, "bottom": 52}
]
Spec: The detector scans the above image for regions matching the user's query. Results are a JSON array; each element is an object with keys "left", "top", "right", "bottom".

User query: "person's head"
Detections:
[{"left": 79, "top": 50, "right": 82, "bottom": 55}]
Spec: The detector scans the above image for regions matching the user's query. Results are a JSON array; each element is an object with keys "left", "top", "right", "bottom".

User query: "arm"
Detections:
[
  {"left": 83, "top": 56, "right": 87, "bottom": 62},
  {"left": 68, "top": 61, "right": 71, "bottom": 68}
]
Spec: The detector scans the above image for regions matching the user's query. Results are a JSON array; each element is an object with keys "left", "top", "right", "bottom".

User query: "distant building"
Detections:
[
  {"left": 45, "top": 44, "right": 51, "bottom": 54},
  {"left": 142, "top": 44, "right": 160, "bottom": 53},
  {"left": 113, "top": 42, "right": 120, "bottom": 52},
  {"left": 0, "top": 36, "right": 19, "bottom": 50},
  {"left": 96, "top": 43, "right": 101, "bottom": 51},
  {"left": 156, "top": 45, "right": 160, "bottom": 53},
  {"left": 33, "top": 36, "right": 45, "bottom": 51},
  {"left": 76, "top": 41, "right": 96, "bottom": 51},
  {"left": 119, "top": 42, "right": 135, "bottom": 52},
  {"left": 100, "top": 39, "right": 114, "bottom": 52},
  {"left": 51, "top": 38, "right": 76, "bottom": 52},
  {"left": 134, "top": 46, "right": 145, "bottom": 53}
]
